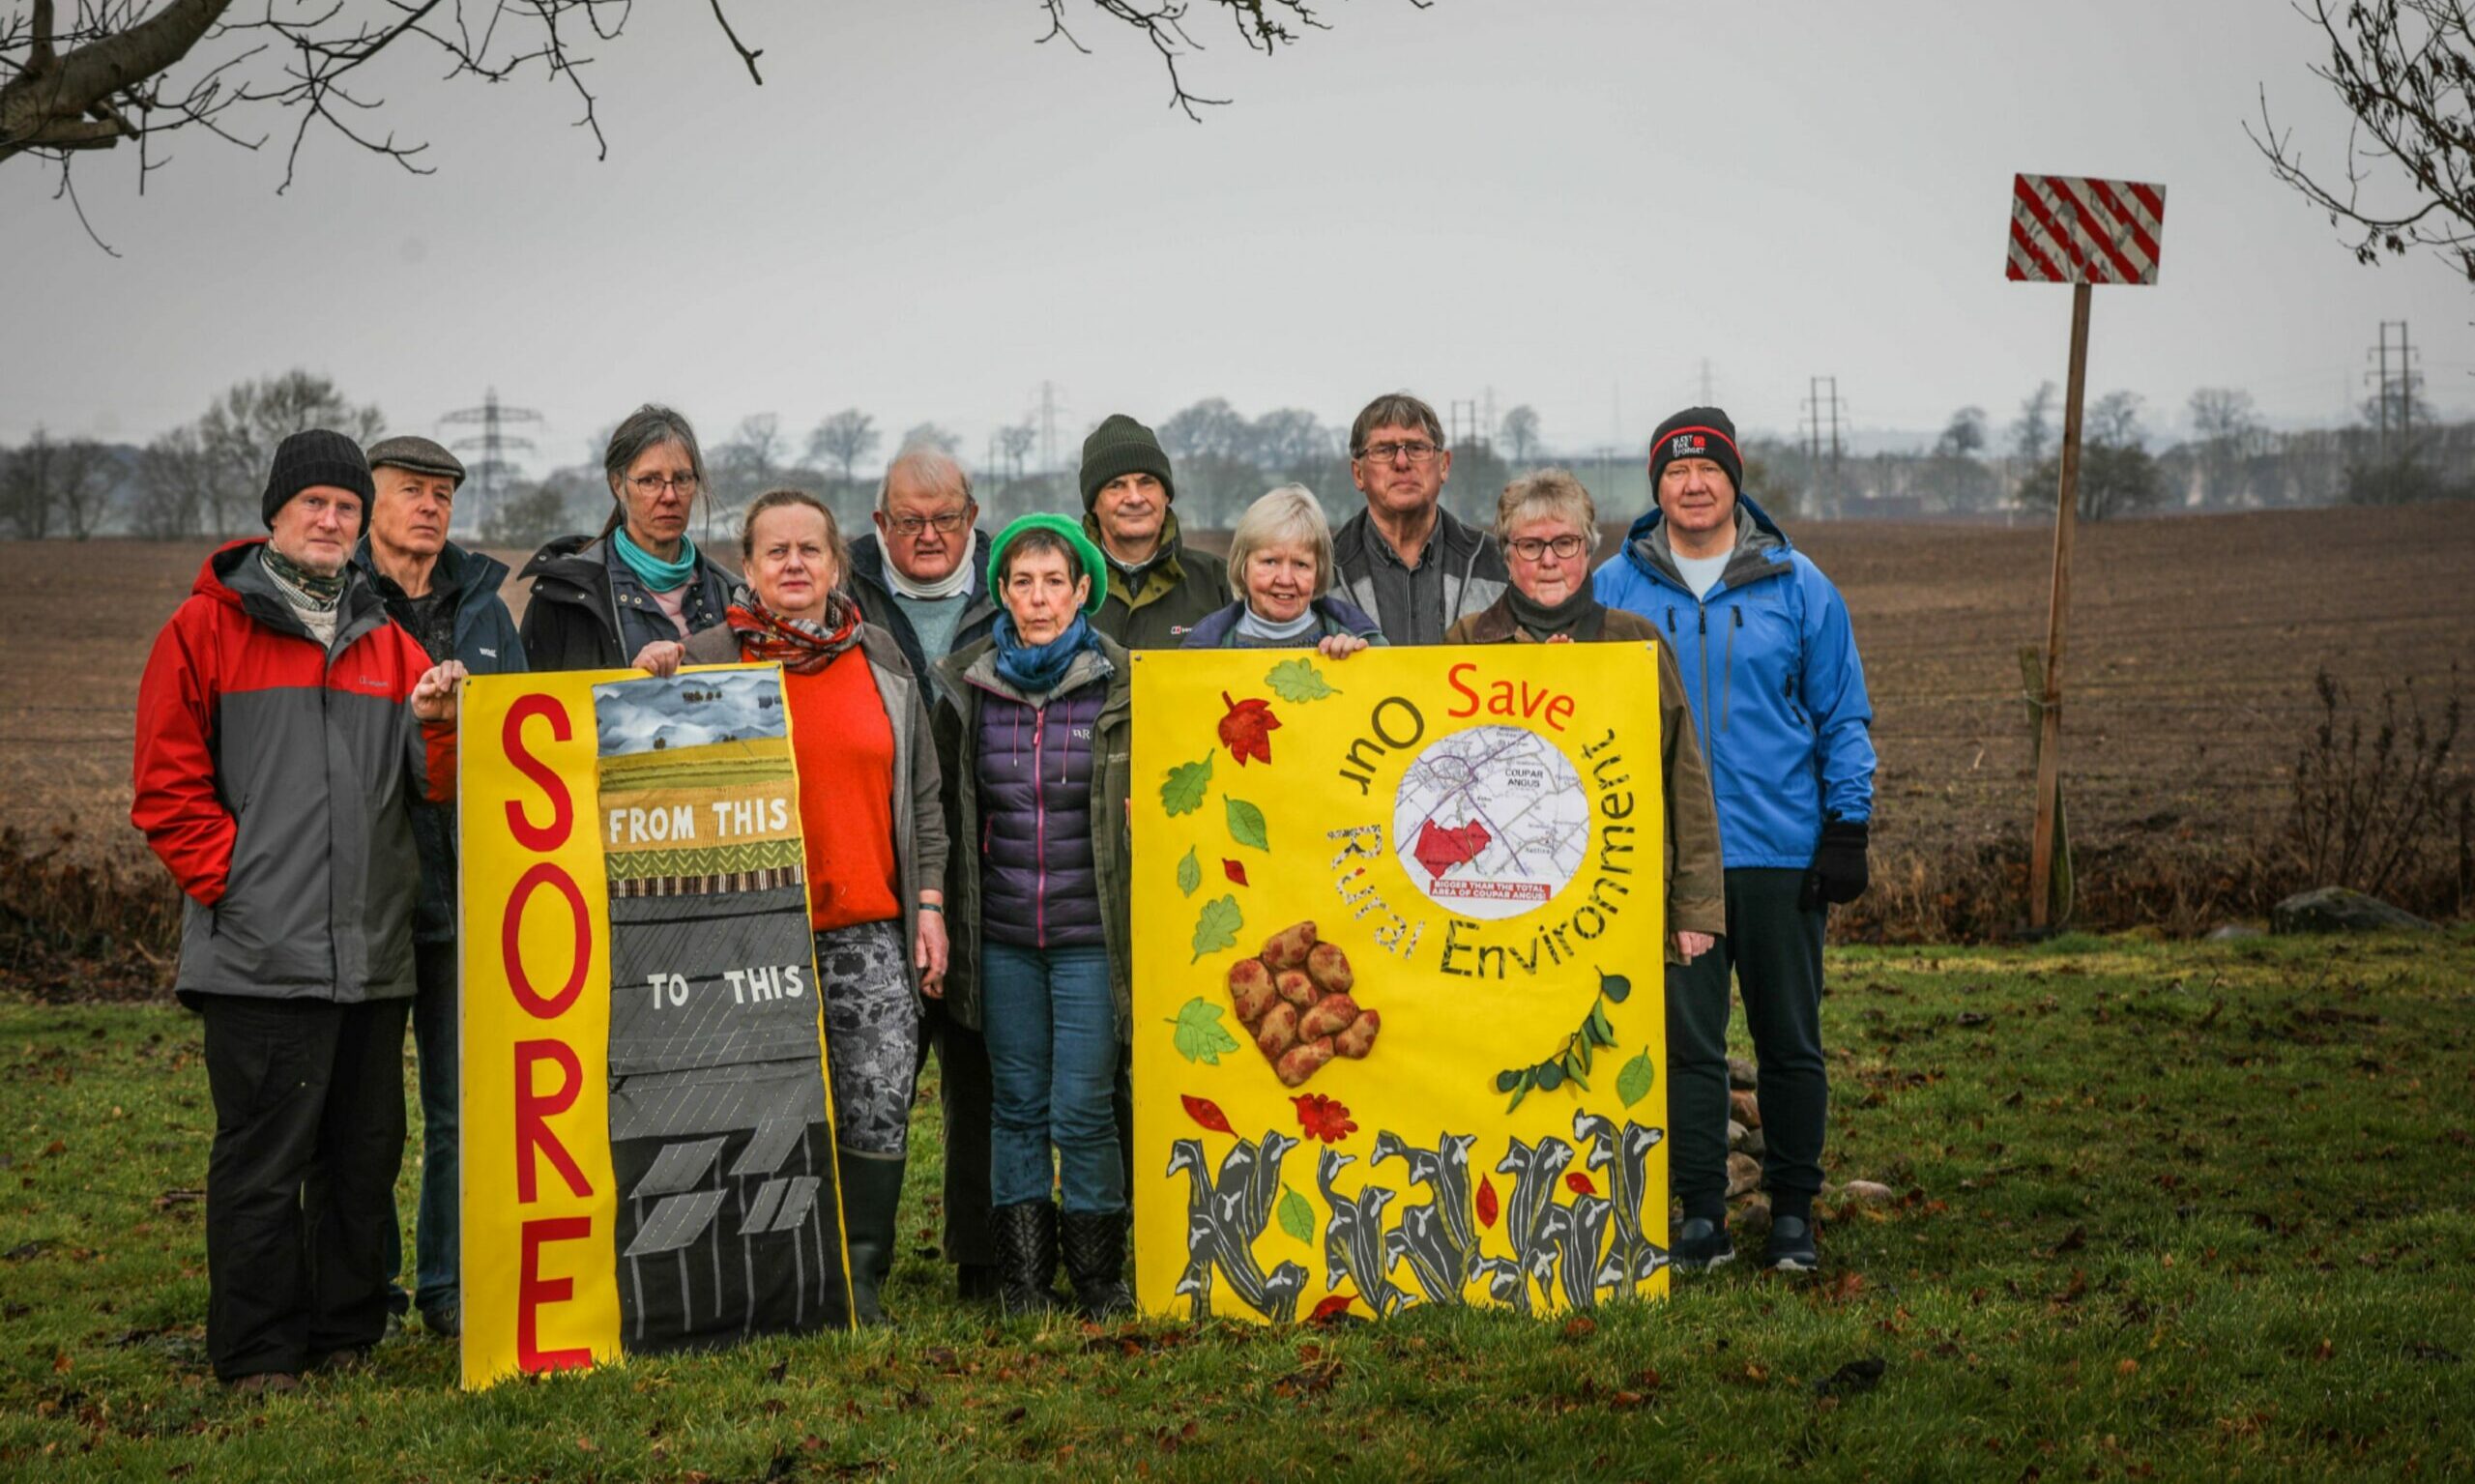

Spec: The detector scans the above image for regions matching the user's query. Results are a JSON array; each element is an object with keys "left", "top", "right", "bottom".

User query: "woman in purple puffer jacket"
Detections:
[{"left": 931, "top": 514, "right": 1136, "bottom": 1320}]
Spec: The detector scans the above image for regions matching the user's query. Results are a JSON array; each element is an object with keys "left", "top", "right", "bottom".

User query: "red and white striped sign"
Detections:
[{"left": 2006, "top": 174, "right": 2166, "bottom": 285}]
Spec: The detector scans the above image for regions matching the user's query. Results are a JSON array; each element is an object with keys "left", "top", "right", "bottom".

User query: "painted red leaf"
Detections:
[
  {"left": 1181, "top": 1094, "right": 1233, "bottom": 1134},
  {"left": 1223, "top": 858, "right": 1249, "bottom": 887},
  {"left": 1565, "top": 1172, "right": 1597, "bottom": 1197},
  {"left": 1475, "top": 1175, "right": 1500, "bottom": 1229},
  {"left": 1290, "top": 1092, "right": 1357, "bottom": 1144},
  {"left": 1309, "top": 1295, "right": 1355, "bottom": 1322},
  {"left": 1217, "top": 691, "right": 1281, "bottom": 767}
]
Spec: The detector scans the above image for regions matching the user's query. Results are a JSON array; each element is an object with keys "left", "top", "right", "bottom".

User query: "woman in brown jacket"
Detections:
[{"left": 1442, "top": 468, "right": 1726, "bottom": 967}]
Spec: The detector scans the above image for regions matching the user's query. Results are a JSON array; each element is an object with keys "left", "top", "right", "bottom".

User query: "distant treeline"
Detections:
[{"left": 5, "top": 374, "right": 2466, "bottom": 544}]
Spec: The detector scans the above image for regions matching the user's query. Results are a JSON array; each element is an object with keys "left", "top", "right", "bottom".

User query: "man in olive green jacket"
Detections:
[{"left": 1076, "top": 414, "right": 1229, "bottom": 650}]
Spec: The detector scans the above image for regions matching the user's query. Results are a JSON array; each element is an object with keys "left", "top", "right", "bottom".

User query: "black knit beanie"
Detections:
[
  {"left": 263, "top": 428, "right": 377, "bottom": 527},
  {"left": 1647, "top": 407, "right": 1743, "bottom": 495},
  {"left": 1079, "top": 414, "right": 1176, "bottom": 510}
]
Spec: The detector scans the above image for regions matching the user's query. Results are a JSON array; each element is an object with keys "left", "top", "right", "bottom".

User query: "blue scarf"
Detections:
[
  {"left": 611, "top": 527, "right": 700, "bottom": 594},
  {"left": 992, "top": 612, "right": 1101, "bottom": 696}
]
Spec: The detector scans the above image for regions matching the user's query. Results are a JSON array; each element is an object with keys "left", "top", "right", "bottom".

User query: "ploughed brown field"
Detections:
[{"left": 7, "top": 504, "right": 2470, "bottom": 926}]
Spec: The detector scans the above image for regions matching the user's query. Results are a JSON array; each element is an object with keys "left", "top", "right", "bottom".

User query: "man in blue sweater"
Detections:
[{"left": 1593, "top": 407, "right": 1876, "bottom": 1273}]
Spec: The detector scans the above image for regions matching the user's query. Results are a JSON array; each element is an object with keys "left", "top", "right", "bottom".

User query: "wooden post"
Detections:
[{"left": 2028, "top": 281, "right": 2092, "bottom": 929}]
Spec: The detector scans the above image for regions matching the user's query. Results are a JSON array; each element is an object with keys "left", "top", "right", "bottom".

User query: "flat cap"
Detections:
[{"left": 364, "top": 435, "right": 467, "bottom": 487}]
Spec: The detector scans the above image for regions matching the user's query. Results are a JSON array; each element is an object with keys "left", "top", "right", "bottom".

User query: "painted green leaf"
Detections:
[
  {"left": 1277, "top": 1185, "right": 1315, "bottom": 1243},
  {"left": 1265, "top": 656, "right": 1340, "bottom": 703},
  {"left": 1177, "top": 846, "right": 1201, "bottom": 898},
  {"left": 1161, "top": 753, "right": 1214, "bottom": 817},
  {"left": 1167, "top": 996, "right": 1241, "bottom": 1065},
  {"left": 1225, "top": 797, "right": 1269, "bottom": 853},
  {"left": 1190, "top": 893, "right": 1243, "bottom": 963},
  {"left": 1618, "top": 1047, "right": 1657, "bottom": 1108}
]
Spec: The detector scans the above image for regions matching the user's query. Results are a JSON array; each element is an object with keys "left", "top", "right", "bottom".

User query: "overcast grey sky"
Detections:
[{"left": 3, "top": 0, "right": 2466, "bottom": 465}]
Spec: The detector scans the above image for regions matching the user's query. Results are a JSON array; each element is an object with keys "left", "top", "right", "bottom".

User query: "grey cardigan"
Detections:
[{"left": 684, "top": 620, "right": 948, "bottom": 991}]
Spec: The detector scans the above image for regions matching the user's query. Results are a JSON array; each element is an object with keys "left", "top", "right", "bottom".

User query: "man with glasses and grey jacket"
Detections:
[{"left": 1330, "top": 392, "right": 1508, "bottom": 647}]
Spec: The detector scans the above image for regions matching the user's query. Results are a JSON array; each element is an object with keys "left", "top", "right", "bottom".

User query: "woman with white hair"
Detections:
[
  {"left": 1445, "top": 468, "right": 1725, "bottom": 969},
  {"left": 1181, "top": 484, "right": 1384, "bottom": 656}
]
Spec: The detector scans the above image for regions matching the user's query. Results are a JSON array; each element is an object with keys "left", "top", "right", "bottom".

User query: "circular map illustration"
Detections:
[{"left": 1390, "top": 724, "right": 1590, "bottom": 919}]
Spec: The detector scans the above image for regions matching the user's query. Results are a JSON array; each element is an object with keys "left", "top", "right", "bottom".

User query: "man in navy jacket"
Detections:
[
  {"left": 1593, "top": 407, "right": 1876, "bottom": 1274},
  {"left": 353, "top": 435, "right": 526, "bottom": 1338}
]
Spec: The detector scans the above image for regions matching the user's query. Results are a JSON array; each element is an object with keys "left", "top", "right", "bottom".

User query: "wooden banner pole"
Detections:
[{"left": 2029, "top": 281, "right": 2092, "bottom": 929}]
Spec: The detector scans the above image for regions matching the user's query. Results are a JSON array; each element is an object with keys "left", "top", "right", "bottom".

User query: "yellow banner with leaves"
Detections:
[{"left": 1129, "top": 643, "right": 1671, "bottom": 1323}]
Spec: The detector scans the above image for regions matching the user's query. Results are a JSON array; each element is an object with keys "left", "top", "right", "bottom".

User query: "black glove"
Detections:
[{"left": 1799, "top": 818, "right": 1869, "bottom": 911}]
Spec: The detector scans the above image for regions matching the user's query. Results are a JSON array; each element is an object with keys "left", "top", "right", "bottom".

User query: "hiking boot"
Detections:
[
  {"left": 990, "top": 1201, "right": 1066, "bottom": 1317},
  {"left": 1673, "top": 1216, "right": 1735, "bottom": 1271},
  {"left": 419, "top": 1297, "right": 461, "bottom": 1339},
  {"left": 229, "top": 1371, "right": 300, "bottom": 1395},
  {"left": 1764, "top": 1214, "right": 1819, "bottom": 1273},
  {"left": 1060, "top": 1208, "right": 1135, "bottom": 1322}
]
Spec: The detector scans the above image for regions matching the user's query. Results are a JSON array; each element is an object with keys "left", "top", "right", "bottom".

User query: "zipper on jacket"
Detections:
[
  {"left": 1033, "top": 703, "right": 1048, "bottom": 947},
  {"left": 1694, "top": 605, "right": 1717, "bottom": 765},
  {"left": 1721, "top": 606, "right": 1740, "bottom": 735}
]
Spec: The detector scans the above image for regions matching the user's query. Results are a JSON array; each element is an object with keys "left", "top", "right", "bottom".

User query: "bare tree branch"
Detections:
[
  {"left": 2250, "top": 0, "right": 2475, "bottom": 282},
  {"left": 709, "top": 0, "right": 763, "bottom": 85},
  {"left": 2, "top": 1, "right": 1429, "bottom": 231}
]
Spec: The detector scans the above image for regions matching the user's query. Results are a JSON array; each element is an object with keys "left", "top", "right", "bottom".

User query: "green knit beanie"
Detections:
[
  {"left": 988, "top": 513, "right": 1110, "bottom": 616},
  {"left": 1079, "top": 414, "right": 1176, "bottom": 510}
]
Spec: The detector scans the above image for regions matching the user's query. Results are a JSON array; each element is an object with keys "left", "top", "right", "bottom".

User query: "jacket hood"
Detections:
[
  {"left": 194, "top": 538, "right": 269, "bottom": 605},
  {"left": 1621, "top": 491, "right": 1793, "bottom": 594},
  {"left": 517, "top": 532, "right": 599, "bottom": 584}
]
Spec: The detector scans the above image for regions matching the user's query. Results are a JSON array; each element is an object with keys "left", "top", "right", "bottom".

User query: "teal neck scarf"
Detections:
[{"left": 612, "top": 527, "right": 699, "bottom": 594}]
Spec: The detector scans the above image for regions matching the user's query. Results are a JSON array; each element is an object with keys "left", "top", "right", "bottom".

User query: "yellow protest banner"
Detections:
[
  {"left": 459, "top": 666, "right": 852, "bottom": 1390},
  {"left": 1129, "top": 644, "right": 1670, "bottom": 1323}
]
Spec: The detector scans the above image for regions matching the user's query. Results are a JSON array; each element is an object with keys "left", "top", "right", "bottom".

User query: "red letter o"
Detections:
[{"left": 503, "top": 861, "right": 590, "bottom": 1018}]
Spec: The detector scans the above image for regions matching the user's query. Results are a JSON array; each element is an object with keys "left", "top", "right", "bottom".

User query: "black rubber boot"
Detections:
[
  {"left": 1061, "top": 1208, "right": 1135, "bottom": 1322},
  {"left": 991, "top": 1201, "right": 1065, "bottom": 1317},
  {"left": 835, "top": 1148, "right": 906, "bottom": 1327}
]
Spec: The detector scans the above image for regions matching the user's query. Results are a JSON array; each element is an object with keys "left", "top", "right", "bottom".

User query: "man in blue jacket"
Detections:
[
  {"left": 1593, "top": 407, "right": 1875, "bottom": 1273},
  {"left": 354, "top": 435, "right": 527, "bottom": 1336}
]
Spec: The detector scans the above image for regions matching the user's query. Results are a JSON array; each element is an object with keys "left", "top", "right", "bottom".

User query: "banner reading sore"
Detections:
[
  {"left": 1130, "top": 644, "right": 1671, "bottom": 1322},
  {"left": 458, "top": 665, "right": 852, "bottom": 1390}
]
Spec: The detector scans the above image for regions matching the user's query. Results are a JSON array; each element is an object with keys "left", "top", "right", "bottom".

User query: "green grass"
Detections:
[{"left": 6, "top": 931, "right": 2474, "bottom": 1480}]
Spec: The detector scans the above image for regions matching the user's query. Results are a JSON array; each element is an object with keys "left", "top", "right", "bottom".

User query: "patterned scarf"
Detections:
[
  {"left": 724, "top": 587, "right": 863, "bottom": 675},
  {"left": 260, "top": 541, "right": 346, "bottom": 608}
]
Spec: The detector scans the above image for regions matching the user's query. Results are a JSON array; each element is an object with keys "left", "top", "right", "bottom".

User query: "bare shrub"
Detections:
[
  {"left": 0, "top": 824, "right": 180, "bottom": 1002},
  {"left": 2286, "top": 668, "right": 2466, "bottom": 900}
]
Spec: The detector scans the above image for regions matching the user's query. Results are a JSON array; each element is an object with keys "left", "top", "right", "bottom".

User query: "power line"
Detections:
[
  {"left": 437, "top": 388, "right": 543, "bottom": 535},
  {"left": 1801, "top": 375, "right": 1848, "bottom": 517}
]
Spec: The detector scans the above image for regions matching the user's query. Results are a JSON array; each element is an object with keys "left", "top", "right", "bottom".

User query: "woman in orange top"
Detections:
[{"left": 674, "top": 489, "right": 948, "bottom": 1325}]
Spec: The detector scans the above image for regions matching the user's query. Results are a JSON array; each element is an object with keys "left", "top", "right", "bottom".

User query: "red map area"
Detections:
[{"left": 1412, "top": 819, "right": 1493, "bottom": 880}]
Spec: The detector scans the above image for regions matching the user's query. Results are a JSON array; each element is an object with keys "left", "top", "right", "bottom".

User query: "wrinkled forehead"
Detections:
[
  {"left": 884, "top": 467, "right": 971, "bottom": 513},
  {"left": 1359, "top": 423, "right": 1437, "bottom": 450}
]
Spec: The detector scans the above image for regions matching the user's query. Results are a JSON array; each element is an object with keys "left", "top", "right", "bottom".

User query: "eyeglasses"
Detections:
[
  {"left": 629, "top": 473, "right": 699, "bottom": 496},
  {"left": 1355, "top": 440, "right": 1441, "bottom": 465},
  {"left": 888, "top": 511, "right": 969, "bottom": 538},
  {"left": 1506, "top": 534, "right": 1589, "bottom": 562}
]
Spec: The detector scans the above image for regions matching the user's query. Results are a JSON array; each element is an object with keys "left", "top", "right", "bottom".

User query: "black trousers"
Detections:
[
  {"left": 923, "top": 999, "right": 995, "bottom": 1268},
  {"left": 197, "top": 993, "right": 410, "bottom": 1381},
  {"left": 1665, "top": 868, "right": 1829, "bottom": 1221}
]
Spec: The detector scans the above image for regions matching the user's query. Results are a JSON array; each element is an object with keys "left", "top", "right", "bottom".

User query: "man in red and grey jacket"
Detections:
[{"left": 131, "top": 429, "right": 466, "bottom": 1392}]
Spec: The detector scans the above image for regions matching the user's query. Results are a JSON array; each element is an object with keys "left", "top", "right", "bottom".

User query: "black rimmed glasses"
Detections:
[{"left": 1506, "top": 534, "right": 1588, "bottom": 562}]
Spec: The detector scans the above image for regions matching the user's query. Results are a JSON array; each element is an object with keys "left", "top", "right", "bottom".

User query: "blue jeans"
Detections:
[
  {"left": 384, "top": 940, "right": 458, "bottom": 1317},
  {"left": 979, "top": 941, "right": 1124, "bottom": 1214}
]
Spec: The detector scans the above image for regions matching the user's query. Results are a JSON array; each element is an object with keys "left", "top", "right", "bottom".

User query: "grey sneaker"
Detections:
[
  {"left": 1673, "top": 1216, "right": 1736, "bottom": 1271},
  {"left": 1765, "top": 1214, "right": 1819, "bottom": 1272}
]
